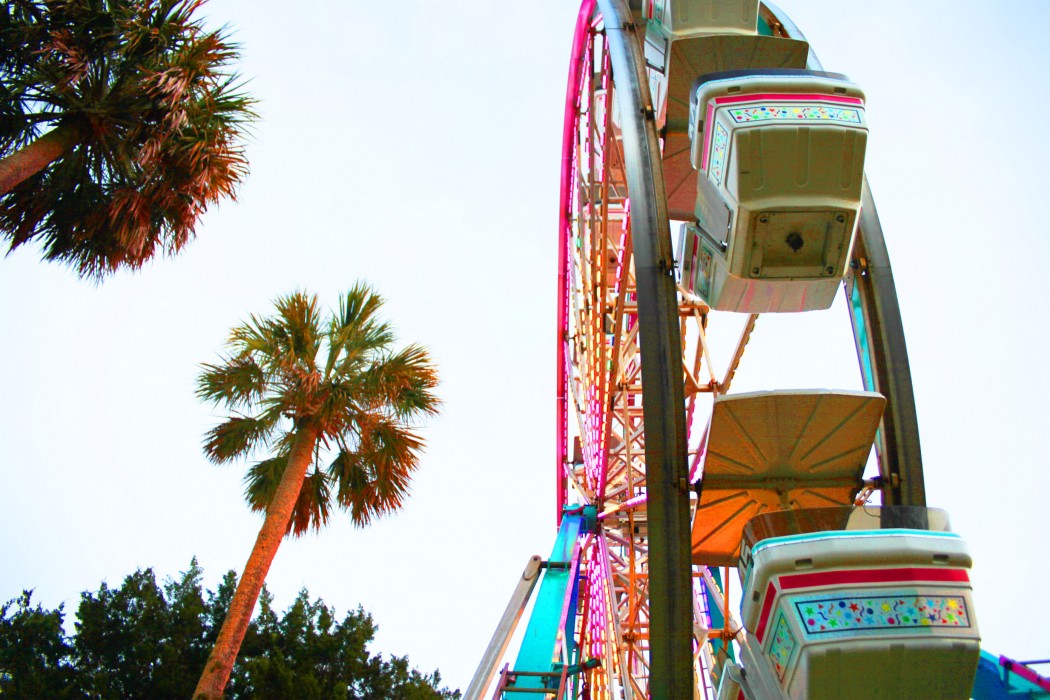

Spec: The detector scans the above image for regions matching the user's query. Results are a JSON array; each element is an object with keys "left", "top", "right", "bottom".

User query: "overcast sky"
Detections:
[{"left": 1, "top": 0, "right": 1046, "bottom": 692}]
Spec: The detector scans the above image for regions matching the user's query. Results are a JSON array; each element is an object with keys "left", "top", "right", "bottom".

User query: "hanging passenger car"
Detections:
[{"left": 681, "top": 69, "right": 868, "bottom": 312}]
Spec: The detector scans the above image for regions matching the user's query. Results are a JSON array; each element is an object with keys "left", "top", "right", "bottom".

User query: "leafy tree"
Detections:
[
  {"left": 158, "top": 559, "right": 210, "bottom": 695},
  {"left": 0, "top": 0, "right": 254, "bottom": 277},
  {"left": 231, "top": 590, "right": 455, "bottom": 700},
  {"left": 193, "top": 285, "right": 441, "bottom": 699},
  {"left": 0, "top": 590, "right": 78, "bottom": 698},
  {"left": 75, "top": 566, "right": 185, "bottom": 696},
  {"left": 0, "top": 562, "right": 460, "bottom": 699},
  {"left": 72, "top": 559, "right": 223, "bottom": 699}
]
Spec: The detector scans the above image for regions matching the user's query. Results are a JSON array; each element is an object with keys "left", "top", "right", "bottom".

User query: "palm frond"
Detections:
[
  {"left": 196, "top": 356, "right": 264, "bottom": 408},
  {"left": 244, "top": 455, "right": 330, "bottom": 537},
  {"left": 360, "top": 343, "right": 441, "bottom": 420},
  {"left": 287, "top": 470, "right": 331, "bottom": 537},
  {"left": 326, "top": 449, "right": 372, "bottom": 526},
  {"left": 272, "top": 291, "right": 321, "bottom": 372},
  {"left": 327, "top": 419, "right": 424, "bottom": 527},
  {"left": 228, "top": 313, "right": 281, "bottom": 360},
  {"left": 202, "top": 415, "right": 275, "bottom": 464},
  {"left": 366, "top": 419, "right": 424, "bottom": 503},
  {"left": 324, "top": 284, "right": 394, "bottom": 377},
  {"left": 243, "top": 451, "right": 287, "bottom": 512},
  {"left": 312, "top": 379, "right": 357, "bottom": 437}
]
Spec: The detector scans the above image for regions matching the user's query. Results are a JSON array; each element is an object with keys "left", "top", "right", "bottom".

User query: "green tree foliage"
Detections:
[
  {"left": 0, "top": 0, "right": 254, "bottom": 277},
  {"left": 232, "top": 590, "right": 453, "bottom": 700},
  {"left": 0, "top": 561, "right": 459, "bottom": 700},
  {"left": 0, "top": 591, "right": 78, "bottom": 698},
  {"left": 73, "top": 564, "right": 212, "bottom": 698}
]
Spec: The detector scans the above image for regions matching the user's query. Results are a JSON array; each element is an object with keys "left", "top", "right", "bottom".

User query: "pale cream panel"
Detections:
[{"left": 650, "top": 0, "right": 759, "bottom": 37}]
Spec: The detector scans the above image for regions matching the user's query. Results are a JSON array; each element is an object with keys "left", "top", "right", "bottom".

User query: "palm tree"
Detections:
[
  {"left": 192, "top": 286, "right": 440, "bottom": 700},
  {"left": 0, "top": 0, "right": 254, "bottom": 278}
]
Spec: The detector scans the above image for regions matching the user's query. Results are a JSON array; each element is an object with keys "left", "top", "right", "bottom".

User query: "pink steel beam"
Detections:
[
  {"left": 1000, "top": 656, "right": 1050, "bottom": 692},
  {"left": 557, "top": 0, "right": 597, "bottom": 524}
]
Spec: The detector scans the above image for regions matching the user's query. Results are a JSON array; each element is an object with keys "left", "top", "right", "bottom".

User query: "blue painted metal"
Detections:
[
  {"left": 563, "top": 505, "right": 596, "bottom": 699},
  {"left": 973, "top": 650, "right": 1050, "bottom": 699},
  {"left": 705, "top": 568, "right": 735, "bottom": 663},
  {"left": 757, "top": 14, "right": 774, "bottom": 36},
  {"left": 509, "top": 513, "right": 584, "bottom": 693},
  {"left": 849, "top": 279, "right": 876, "bottom": 393}
]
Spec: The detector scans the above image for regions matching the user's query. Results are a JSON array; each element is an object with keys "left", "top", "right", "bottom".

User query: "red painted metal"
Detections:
[
  {"left": 755, "top": 582, "right": 779, "bottom": 643},
  {"left": 557, "top": 0, "right": 597, "bottom": 524},
  {"left": 779, "top": 567, "right": 970, "bottom": 591}
]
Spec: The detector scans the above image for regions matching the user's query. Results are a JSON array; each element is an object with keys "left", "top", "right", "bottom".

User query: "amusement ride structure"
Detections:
[{"left": 466, "top": 1, "right": 1049, "bottom": 698}]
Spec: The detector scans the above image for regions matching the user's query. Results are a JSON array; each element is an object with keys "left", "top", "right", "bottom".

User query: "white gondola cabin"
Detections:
[
  {"left": 681, "top": 69, "right": 869, "bottom": 312},
  {"left": 732, "top": 506, "right": 981, "bottom": 700}
]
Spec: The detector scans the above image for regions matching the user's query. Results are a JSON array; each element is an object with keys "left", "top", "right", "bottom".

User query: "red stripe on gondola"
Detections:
[
  {"left": 712, "top": 92, "right": 863, "bottom": 107},
  {"left": 700, "top": 93, "right": 863, "bottom": 170},
  {"left": 754, "top": 581, "right": 778, "bottom": 643},
  {"left": 780, "top": 567, "right": 969, "bottom": 591}
]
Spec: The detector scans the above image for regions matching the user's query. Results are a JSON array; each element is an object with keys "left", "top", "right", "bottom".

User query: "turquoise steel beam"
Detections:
[
  {"left": 464, "top": 556, "right": 544, "bottom": 700},
  {"left": 704, "top": 568, "right": 734, "bottom": 664},
  {"left": 509, "top": 514, "right": 584, "bottom": 693},
  {"left": 972, "top": 649, "right": 1050, "bottom": 699}
]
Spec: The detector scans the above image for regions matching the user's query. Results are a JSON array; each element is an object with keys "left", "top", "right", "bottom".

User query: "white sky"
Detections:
[{"left": 1, "top": 0, "right": 1047, "bottom": 692}]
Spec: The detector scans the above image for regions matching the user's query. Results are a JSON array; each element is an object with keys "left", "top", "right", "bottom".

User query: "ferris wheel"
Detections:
[{"left": 463, "top": 1, "right": 1010, "bottom": 699}]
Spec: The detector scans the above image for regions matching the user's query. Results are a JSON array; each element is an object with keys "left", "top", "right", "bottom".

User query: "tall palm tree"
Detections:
[
  {"left": 192, "top": 286, "right": 440, "bottom": 700},
  {"left": 0, "top": 0, "right": 254, "bottom": 278}
]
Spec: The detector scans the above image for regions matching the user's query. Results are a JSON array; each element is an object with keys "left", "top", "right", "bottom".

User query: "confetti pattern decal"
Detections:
[
  {"left": 709, "top": 122, "right": 729, "bottom": 183},
  {"left": 729, "top": 105, "right": 862, "bottom": 124},
  {"left": 794, "top": 593, "right": 970, "bottom": 635},
  {"left": 767, "top": 612, "right": 796, "bottom": 682}
]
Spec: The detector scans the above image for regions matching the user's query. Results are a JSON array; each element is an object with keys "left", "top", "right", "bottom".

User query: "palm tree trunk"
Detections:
[
  {"left": 193, "top": 422, "right": 321, "bottom": 700},
  {"left": 0, "top": 124, "right": 80, "bottom": 196}
]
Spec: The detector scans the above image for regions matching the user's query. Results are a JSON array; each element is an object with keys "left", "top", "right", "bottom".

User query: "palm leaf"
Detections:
[
  {"left": 196, "top": 356, "right": 265, "bottom": 408},
  {"left": 287, "top": 470, "right": 331, "bottom": 536},
  {"left": 272, "top": 291, "right": 322, "bottom": 372},
  {"left": 327, "top": 419, "right": 424, "bottom": 526},
  {"left": 243, "top": 452, "right": 286, "bottom": 512},
  {"left": 361, "top": 343, "right": 441, "bottom": 420},
  {"left": 324, "top": 284, "right": 394, "bottom": 376},
  {"left": 244, "top": 453, "right": 330, "bottom": 537},
  {"left": 0, "top": 0, "right": 255, "bottom": 277},
  {"left": 202, "top": 415, "right": 275, "bottom": 464}
]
